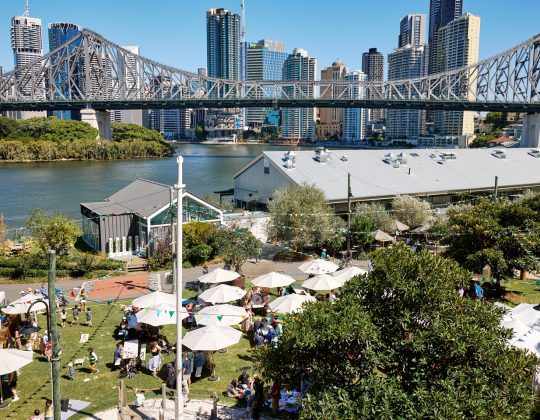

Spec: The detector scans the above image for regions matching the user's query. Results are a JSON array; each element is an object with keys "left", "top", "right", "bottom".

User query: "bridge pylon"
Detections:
[
  {"left": 521, "top": 114, "right": 540, "bottom": 149},
  {"left": 81, "top": 109, "right": 112, "bottom": 140}
]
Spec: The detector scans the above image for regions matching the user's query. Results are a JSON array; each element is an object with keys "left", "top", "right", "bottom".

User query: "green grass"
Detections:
[
  {"left": 2, "top": 294, "right": 253, "bottom": 419},
  {"left": 501, "top": 278, "right": 540, "bottom": 305}
]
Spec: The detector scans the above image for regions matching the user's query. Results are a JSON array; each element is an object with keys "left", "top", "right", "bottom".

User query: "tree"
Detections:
[
  {"left": 0, "top": 116, "right": 19, "bottom": 138},
  {"left": 255, "top": 245, "right": 537, "bottom": 419},
  {"left": 268, "top": 183, "right": 336, "bottom": 251},
  {"left": 444, "top": 197, "right": 540, "bottom": 279},
  {"left": 392, "top": 195, "right": 431, "bottom": 228},
  {"left": 195, "top": 122, "right": 207, "bottom": 141},
  {"left": 353, "top": 202, "right": 394, "bottom": 233},
  {"left": 26, "top": 209, "right": 81, "bottom": 255},
  {"left": 469, "top": 135, "right": 492, "bottom": 148},
  {"left": 111, "top": 122, "right": 165, "bottom": 143},
  {"left": 485, "top": 112, "right": 508, "bottom": 130},
  {"left": 350, "top": 212, "right": 373, "bottom": 250},
  {"left": 214, "top": 227, "right": 262, "bottom": 274}
]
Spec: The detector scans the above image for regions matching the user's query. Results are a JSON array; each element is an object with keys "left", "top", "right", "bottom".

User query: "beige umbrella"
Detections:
[
  {"left": 372, "top": 229, "right": 395, "bottom": 243},
  {"left": 299, "top": 259, "right": 339, "bottom": 275},
  {"left": 195, "top": 304, "right": 247, "bottom": 327},
  {"left": 199, "top": 284, "right": 246, "bottom": 304},
  {"left": 251, "top": 272, "right": 295, "bottom": 288},
  {"left": 198, "top": 268, "right": 240, "bottom": 284},
  {"left": 11, "top": 292, "right": 45, "bottom": 305},
  {"left": 0, "top": 349, "right": 33, "bottom": 407},
  {"left": 132, "top": 291, "right": 176, "bottom": 308},
  {"left": 333, "top": 266, "right": 368, "bottom": 283},
  {"left": 392, "top": 220, "right": 409, "bottom": 232},
  {"left": 302, "top": 274, "right": 344, "bottom": 291},
  {"left": 135, "top": 303, "right": 188, "bottom": 327},
  {"left": 183, "top": 325, "right": 243, "bottom": 381},
  {"left": 269, "top": 293, "right": 316, "bottom": 314},
  {"left": 2, "top": 299, "right": 48, "bottom": 315}
]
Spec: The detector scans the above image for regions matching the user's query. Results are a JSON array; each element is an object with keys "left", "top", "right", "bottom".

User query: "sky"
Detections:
[{"left": 0, "top": 0, "right": 538, "bottom": 74}]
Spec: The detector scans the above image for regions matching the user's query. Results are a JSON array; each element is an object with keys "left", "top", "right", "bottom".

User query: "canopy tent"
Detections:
[
  {"left": 194, "top": 304, "right": 247, "bottom": 327},
  {"left": 198, "top": 284, "right": 246, "bottom": 304},
  {"left": 298, "top": 259, "right": 339, "bottom": 275},
  {"left": 251, "top": 272, "right": 295, "bottom": 288},
  {"left": 268, "top": 293, "right": 316, "bottom": 314},
  {"left": 500, "top": 303, "right": 540, "bottom": 355},
  {"left": 132, "top": 291, "right": 176, "bottom": 308},
  {"left": 372, "top": 229, "right": 394, "bottom": 243},
  {"left": 198, "top": 268, "right": 240, "bottom": 284},
  {"left": 302, "top": 274, "right": 344, "bottom": 291},
  {"left": 333, "top": 266, "right": 368, "bottom": 283},
  {"left": 0, "top": 349, "right": 33, "bottom": 407},
  {"left": 135, "top": 303, "right": 188, "bottom": 327},
  {"left": 502, "top": 318, "right": 531, "bottom": 344}
]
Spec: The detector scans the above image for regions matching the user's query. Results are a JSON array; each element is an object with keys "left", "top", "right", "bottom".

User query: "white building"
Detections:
[
  {"left": 281, "top": 48, "right": 317, "bottom": 142},
  {"left": 234, "top": 148, "right": 540, "bottom": 210},
  {"left": 434, "top": 13, "right": 480, "bottom": 138},
  {"left": 342, "top": 70, "right": 368, "bottom": 142}
]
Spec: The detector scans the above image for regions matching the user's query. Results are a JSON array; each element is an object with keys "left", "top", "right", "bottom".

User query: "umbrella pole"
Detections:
[{"left": 208, "top": 351, "right": 219, "bottom": 382}]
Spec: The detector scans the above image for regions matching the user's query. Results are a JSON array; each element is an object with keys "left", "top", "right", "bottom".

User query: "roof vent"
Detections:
[
  {"left": 315, "top": 148, "right": 328, "bottom": 163},
  {"left": 440, "top": 152, "right": 457, "bottom": 161},
  {"left": 492, "top": 150, "right": 506, "bottom": 159},
  {"left": 429, "top": 153, "right": 437, "bottom": 159},
  {"left": 397, "top": 152, "right": 408, "bottom": 164},
  {"left": 284, "top": 151, "right": 296, "bottom": 169},
  {"left": 529, "top": 149, "right": 540, "bottom": 158},
  {"left": 340, "top": 155, "right": 348, "bottom": 162}
]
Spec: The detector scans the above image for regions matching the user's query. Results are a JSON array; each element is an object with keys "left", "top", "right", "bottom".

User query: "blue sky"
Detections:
[{"left": 0, "top": 0, "right": 538, "bottom": 74}]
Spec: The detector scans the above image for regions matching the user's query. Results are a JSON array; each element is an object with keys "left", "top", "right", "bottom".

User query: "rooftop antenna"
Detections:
[
  {"left": 24, "top": 0, "right": 29, "bottom": 17},
  {"left": 241, "top": 0, "right": 246, "bottom": 80}
]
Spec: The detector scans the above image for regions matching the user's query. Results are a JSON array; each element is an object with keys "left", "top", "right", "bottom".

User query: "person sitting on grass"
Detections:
[
  {"left": 88, "top": 347, "right": 99, "bottom": 373},
  {"left": 226, "top": 380, "right": 244, "bottom": 399}
]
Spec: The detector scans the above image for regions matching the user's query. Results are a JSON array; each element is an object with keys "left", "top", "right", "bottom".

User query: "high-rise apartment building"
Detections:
[
  {"left": 434, "top": 13, "right": 480, "bottom": 137},
  {"left": 318, "top": 59, "right": 348, "bottom": 140},
  {"left": 399, "top": 14, "right": 427, "bottom": 48},
  {"left": 362, "top": 48, "right": 385, "bottom": 122},
  {"left": 245, "top": 39, "right": 288, "bottom": 127},
  {"left": 10, "top": 3, "right": 45, "bottom": 119},
  {"left": 281, "top": 48, "right": 317, "bottom": 142},
  {"left": 48, "top": 22, "right": 82, "bottom": 120},
  {"left": 428, "top": 0, "right": 463, "bottom": 75},
  {"left": 206, "top": 8, "right": 241, "bottom": 80},
  {"left": 387, "top": 14, "right": 427, "bottom": 139},
  {"left": 342, "top": 70, "right": 368, "bottom": 142}
]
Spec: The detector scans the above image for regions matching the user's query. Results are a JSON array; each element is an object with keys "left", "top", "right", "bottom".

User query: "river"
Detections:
[{"left": 0, "top": 143, "right": 309, "bottom": 228}]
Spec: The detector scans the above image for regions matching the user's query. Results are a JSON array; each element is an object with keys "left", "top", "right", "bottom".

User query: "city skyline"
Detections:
[{"left": 0, "top": 0, "right": 537, "bottom": 76}]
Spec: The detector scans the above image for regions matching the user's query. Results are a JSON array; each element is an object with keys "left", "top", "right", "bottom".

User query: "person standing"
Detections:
[
  {"left": 148, "top": 341, "right": 161, "bottom": 376},
  {"left": 44, "top": 400, "right": 53, "bottom": 420},
  {"left": 320, "top": 249, "right": 328, "bottom": 260},
  {"left": 60, "top": 309, "right": 67, "bottom": 328},
  {"left": 182, "top": 352, "right": 193, "bottom": 386},
  {"left": 88, "top": 348, "right": 99, "bottom": 373},
  {"left": 270, "top": 380, "right": 281, "bottom": 416},
  {"left": 113, "top": 343, "right": 124, "bottom": 370},
  {"left": 71, "top": 305, "right": 80, "bottom": 326},
  {"left": 67, "top": 362, "right": 75, "bottom": 381},
  {"left": 474, "top": 280, "right": 484, "bottom": 300},
  {"left": 9, "top": 370, "right": 19, "bottom": 401},
  {"left": 86, "top": 308, "right": 93, "bottom": 327}
]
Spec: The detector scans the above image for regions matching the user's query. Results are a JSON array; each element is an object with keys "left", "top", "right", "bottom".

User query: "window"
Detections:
[{"left": 263, "top": 159, "right": 270, "bottom": 174}]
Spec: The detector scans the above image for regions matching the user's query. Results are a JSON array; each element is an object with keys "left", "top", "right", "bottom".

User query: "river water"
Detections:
[{"left": 0, "top": 143, "right": 309, "bottom": 228}]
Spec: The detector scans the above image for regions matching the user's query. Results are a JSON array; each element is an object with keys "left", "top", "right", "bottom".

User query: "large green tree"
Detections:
[
  {"left": 392, "top": 195, "right": 431, "bottom": 228},
  {"left": 268, "top": 183, "right": 336, "bottom": 251},
  {"left": 27, "top": 209, "right": 82, "bottom": 255},
  {"left": 214, "top": 227, "right": 262, "bottom": 273},
  {"left": 445, "top": 197, "right": 540, "bottom": 279},
  {"left": 111, "top": 122, "right": 165, "bottom": 143},
  {"left": 17, "top": 117, "right": 99, "bottom": 141},
  {"left": 256, "top": 245, "right": 537, "bottom": 419}
]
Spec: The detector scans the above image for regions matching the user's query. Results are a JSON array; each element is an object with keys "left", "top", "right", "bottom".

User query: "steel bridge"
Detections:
[{"left": 0, "top": 29, "right": 539, "bottom": 113}]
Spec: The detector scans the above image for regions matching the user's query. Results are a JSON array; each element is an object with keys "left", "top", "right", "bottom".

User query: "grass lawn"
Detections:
[
  {"left": 2, "top": 293, "right": 254, "bottom": 419},
  {"left": 501, "top": 278, "right": 540, "bottom": 305}
]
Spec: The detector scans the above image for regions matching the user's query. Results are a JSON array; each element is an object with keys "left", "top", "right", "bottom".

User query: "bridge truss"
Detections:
[{"left": 0, "top": 29, "right": 539, "bottom": 112}]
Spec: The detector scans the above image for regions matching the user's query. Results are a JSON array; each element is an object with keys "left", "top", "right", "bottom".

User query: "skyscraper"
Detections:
[
  {"left": 318, "top": 59, "right": 348, "bottom": 140},
  {"left": 428, "top": 0, "right": 463, "bottom": 75},
  {"left": 10, "top": 2, "right": 45, "bottom": 119},
  {"left": 343, "top": 70, "right": 368, "bottom": 142},
  {"left": 245, "top": 40, "right": 288, "bottom": 127},
  {"left": 48, "top": 22, "right": 82, "bottom": 120},
  {"left": 281, "top": 48, "right": 317, "bottom": 142},
  {"left": 387, "top": 14, "right": 427, "bottom": 139},
  {"left": 433, "top": 13, "right": 480, "bottom": 137},
  {"left": 399, "top": 14, "right": 427, "bottom": 48},
  {"left": 362, "top": 48, "right": 385, "bottom": 122},
  {"left": 206, "top": 8, "right": 241, "bottom": 80}
]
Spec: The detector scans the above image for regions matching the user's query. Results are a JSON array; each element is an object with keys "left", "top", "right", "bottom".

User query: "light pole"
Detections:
[{"left": 174, "top": 156, "right": 184, "bottom": 419}]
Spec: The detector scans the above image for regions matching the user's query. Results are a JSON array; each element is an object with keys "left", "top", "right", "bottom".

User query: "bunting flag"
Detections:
[
  {"left": 156, "top": 309, "right": 162, "bottom": 317},
  {"left": 69, "top": 290, "right": 75, "bottom": 299},
  {"left": 217, "top": 315, "right": 223, "bottom": 322},
  {"left": 241, "top": 315, "right": 247, "bottom": 320},
  {"left": 169, "top": 311, "right": 174, "bottom": 318},
  {"left": 107, "top": 300, "right": 112, "bottom": 305}
]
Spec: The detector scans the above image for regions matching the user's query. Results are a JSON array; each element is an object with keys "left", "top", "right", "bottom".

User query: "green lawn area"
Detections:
[
  {"left": 2, "top": 294, "right": 254, "bottom": 419},
  {"left": 501, "top": 278, "right": 540, "bottom": 305}
]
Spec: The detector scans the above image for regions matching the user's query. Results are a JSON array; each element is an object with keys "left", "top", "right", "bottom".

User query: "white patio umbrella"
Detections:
[
  {"left": 11, "top": 292, "right": 45, "bottom": 305},
  {"left": 199, "top": 284, "right": 246, "bottom": 304},
  {"left": 195, "top": 304, "right": 247, "bottom": 327},
  {"left": 333, "top": 266, "right": 368, "bottom": 283},
  {"left": 0, "top": 349, "right": 33, "bottom": 407},
  {"left": 136, "top": 303, "right": 188, "bottom": 327},
  {"left": 183, "top": 325, "right": 243, "bottom": 381},
  {"left": 198, "top": 268, "right": 240, "bottom": 284},
  {"left": 302, "top": 274, "right": 344, "bottom": 291},
  {"left": 132, "top": 291, "right": 176, "bottom": 308},
  {"left": 2, "top": 299, "right": 48, "bottom": 315},
  {"left": 268, "top": 293, "right": 316, "bottom": 314},
  {"left": 251, "top": 272, "right": 295, "bottom": 288},
  {"left": 298, "top": 259, "right": 339, "bottom": 275}
]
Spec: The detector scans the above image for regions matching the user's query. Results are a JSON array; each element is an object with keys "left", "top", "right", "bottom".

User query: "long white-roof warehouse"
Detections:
[{"left": 233, "top": 148, "right": 540, "bottom": 209}]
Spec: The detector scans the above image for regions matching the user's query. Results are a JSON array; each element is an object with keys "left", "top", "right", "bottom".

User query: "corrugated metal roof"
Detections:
[
  {"left": 258, "top": 148, "right": 540, "bottom": 202},
  {"left": 81, "top": 178, "right": 171, "bottom": 217}
]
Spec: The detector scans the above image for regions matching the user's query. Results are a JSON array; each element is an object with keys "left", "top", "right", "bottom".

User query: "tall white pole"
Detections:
[{"left": 175, "top": 156, "right": 184, "bottom": 419}]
